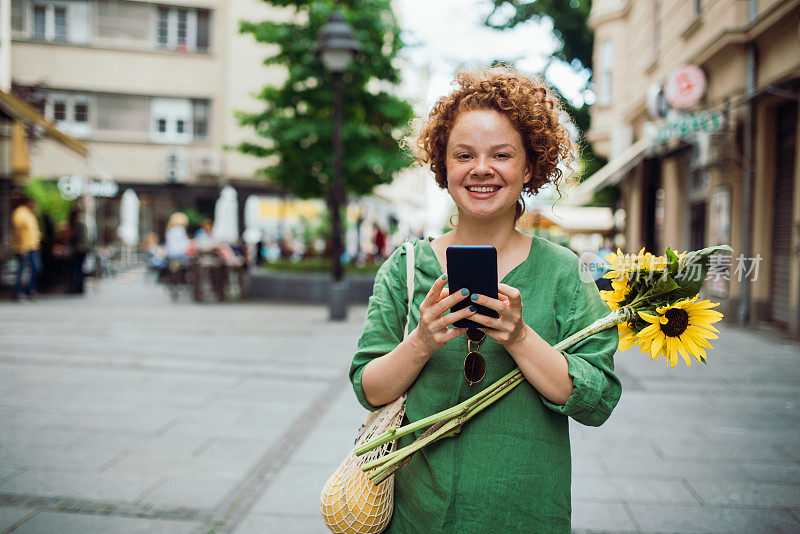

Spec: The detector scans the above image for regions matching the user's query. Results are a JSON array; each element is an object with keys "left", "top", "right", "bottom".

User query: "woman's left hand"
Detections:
[{"left": 469, "top": 283, "right": 532, "bottom": 348}]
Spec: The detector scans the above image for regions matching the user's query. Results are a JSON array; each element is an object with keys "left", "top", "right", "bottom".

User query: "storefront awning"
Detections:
[
  {"left": 519, "top": 206, "right": 616, "bottom": 234},
  {"left": 563, "top": 137, "right": 650, "bottom": 206},
  {"left": 0, "top": 89, "right": 87, "bottom": 158}
]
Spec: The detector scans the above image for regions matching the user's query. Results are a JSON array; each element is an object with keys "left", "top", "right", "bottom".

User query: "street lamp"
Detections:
[{"left": 315, "top": 11, "right": 362, "bottom": 321}]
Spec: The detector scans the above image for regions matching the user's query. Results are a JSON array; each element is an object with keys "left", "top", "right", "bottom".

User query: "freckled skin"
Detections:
[{"left": 445, "top": 109, "right": 532, "bottom": 222}]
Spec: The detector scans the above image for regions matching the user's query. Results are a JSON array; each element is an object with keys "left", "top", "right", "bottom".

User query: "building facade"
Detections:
[
  {"left": 8, "top": 0, "right": 287, "bottom": 242},
  {"left": 586, "top": 0, "right": 800, "bottom": 336}
]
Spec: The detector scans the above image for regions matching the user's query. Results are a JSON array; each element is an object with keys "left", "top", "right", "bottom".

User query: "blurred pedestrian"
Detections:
[
  {"left": 194, "top": 218, "right": 214, "bottom": 248},
  {"left": 373, "top": 223, "right": 386, "bottom": 261},
  {"left": 11, "top": 195, "right": 42, "bottom": 301},
  {"left": 67, "top": 206, "right": 91, "bottom": 294},
  {"left": 144, "top": 232, "right": 166, "bottom": 278},
  {"left": 165, "top": 212, "right": 191, "bottom": 259}
]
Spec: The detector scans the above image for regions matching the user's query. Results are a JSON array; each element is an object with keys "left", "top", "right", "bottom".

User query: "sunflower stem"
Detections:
[{"left": 357, "top": 307, "right": 635, "bottom": 479}]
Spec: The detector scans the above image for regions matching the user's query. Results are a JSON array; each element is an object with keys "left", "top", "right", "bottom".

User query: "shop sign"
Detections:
[
  {"left": 58, "top": 174, "right": 119, "bottom": 200},
  {"left": 649, "top": 110, "right": 723, "bottom": 144},
  {"left": 664, "top": 64, "right": 706, "bottom": 109}
]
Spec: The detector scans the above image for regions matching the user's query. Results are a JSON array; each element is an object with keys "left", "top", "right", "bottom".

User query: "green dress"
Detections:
[{"left": 349, "top": 236, "right": 621, "bottom": 533}]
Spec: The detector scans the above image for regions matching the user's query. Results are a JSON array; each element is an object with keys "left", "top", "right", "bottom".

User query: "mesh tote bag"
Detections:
[{"left": 321, "top": 241, "right": 416, "bottom": 534}]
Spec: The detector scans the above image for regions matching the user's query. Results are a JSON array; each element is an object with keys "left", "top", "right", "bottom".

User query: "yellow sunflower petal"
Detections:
[
  {"left": 619, "top": 333, "right": 636, "bottom": 351},
  {"left": 650, "top": 332, "right": 665, "bottom": 359},
  {"left": 637, "top": 323, "right": 662, "bottom": 340},
  {"left": 638, "top": 312, "right": 662, "bottom": 324}
]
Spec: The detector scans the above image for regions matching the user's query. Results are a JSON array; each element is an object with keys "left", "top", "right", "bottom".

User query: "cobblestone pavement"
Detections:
[{"left": 0, "top": 271, "right": 799, "bottom": 533}]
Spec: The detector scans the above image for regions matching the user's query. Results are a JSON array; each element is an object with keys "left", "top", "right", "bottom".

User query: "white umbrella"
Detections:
[
  {"left": 212, "top": 185, "right": 239, "bottom": 243},
  {"left": 242, "top": 194, "right": 261, "bottom": 244},
  {"left": 116, "top": 189, "right": 140, "bottom": 247}
]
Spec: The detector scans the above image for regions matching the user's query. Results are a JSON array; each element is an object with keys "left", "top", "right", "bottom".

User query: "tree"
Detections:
[
  {"left": 236, "top": 1, "right": 414, "bottom": 200},
  {"left": 485, "top": 1, "right": 612, "bottom": 201}
]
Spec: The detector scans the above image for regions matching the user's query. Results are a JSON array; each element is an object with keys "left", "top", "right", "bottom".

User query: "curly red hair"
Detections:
[{"left": 409, "top": 66, "right": 575, "bottom": 219}]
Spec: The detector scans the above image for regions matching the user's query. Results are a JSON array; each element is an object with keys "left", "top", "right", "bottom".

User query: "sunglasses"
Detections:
[{"left": 464, "top": 327, "right": 486, "bottom": 385}]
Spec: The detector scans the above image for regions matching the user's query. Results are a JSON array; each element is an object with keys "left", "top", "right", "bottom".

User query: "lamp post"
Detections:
[{"left": 315, "top": 11, "right": 362, "bottom": 321}]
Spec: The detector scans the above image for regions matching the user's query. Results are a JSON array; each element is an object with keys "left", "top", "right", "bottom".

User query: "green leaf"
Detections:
[
  {"left": 235, "top": 0, "right": 414, "bottom": 200},
  {"left": 665, "top": 246, "right": 679, "bottom": 277}
]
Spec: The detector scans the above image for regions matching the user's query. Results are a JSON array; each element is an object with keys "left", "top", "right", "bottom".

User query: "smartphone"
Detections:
[{"left": 446, "top": 246, "right": 500, "bottom": 329}]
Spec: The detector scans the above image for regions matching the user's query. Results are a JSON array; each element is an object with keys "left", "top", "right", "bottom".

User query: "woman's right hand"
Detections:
[{"left": 410, "top": 274, "right": 475, "bottom": 356}]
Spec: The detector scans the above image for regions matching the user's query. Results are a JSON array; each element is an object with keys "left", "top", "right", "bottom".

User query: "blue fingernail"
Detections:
[
  {"left": 470, "top": 293, "right": 478, "bottom": 301},
  {"left": 469, "top": 305, "right": 477, "bottom": 312},
  {"left": 461, "top": 288, "right": 469, "bottom": 296},
  {"left": 441, "top": 274, "right": 447, "bottom": 280}
]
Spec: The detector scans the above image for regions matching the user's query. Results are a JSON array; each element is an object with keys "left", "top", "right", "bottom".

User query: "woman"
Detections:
[
  {"left": 349, "top": 67, "right": 621, "bottom": 533},
  {"left": 165, "top": 212, "right": 191, "bottom": 259}
]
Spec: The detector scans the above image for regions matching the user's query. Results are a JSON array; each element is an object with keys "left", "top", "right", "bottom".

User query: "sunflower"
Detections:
[
  {"left": 618, "top": 320, "right": 637, "bottom": 351},
  {"left": 603, "top": 248, "right": 636, "bottom": 279},
  {"left": 635, "top": 297, "right": 723, "bottom": 367},
  {"left": 600, "top": 276, "right": 631, "bottom": 310},
  {"left": 636, "top": 250, "right": 668, "bottom": 272}
]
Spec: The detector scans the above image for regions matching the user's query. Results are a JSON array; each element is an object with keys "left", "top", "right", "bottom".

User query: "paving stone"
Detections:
[
  {"left": 233, "top": 513, "right": 330, "bottom": 534},
  {"left": 11, "top": 511, "right": 200, "bottom": 534},
  {"left": 738, "top": 461, "right": 800, "bottom": 483},
  {"left": 192, "top": 439, "right": 270, "bottom": 467},
  {"left": 0, "top": 465, "right": 25, "bottom": 483},
  {"left": 250, "top": 464, "right": 331, "bottom": 515},
  {"left": 0, "top": 442, "right": 123, "bottom": 471},
  {"left": 599, "top": 458, "right": 750, "bottom": 480},
  {"left": 290, "top": 427, "right": 355, "bottom": 468},
  {"left": 102, "top": 452, "right": 248, "bottom": 479},
  {"left": 0, "top": 506, "right": 37, "bottom": 531},
  {"left": 686, "top": 479, "right": 800, "bottom": 507},
  {"left": 571, "top": 477, "right": 700, "bottom": 504},
  {"left": 137, "top": 475, "right": 239, "bottom": 509},
  {"left": 627, "top": 503, "right": 800, "bottom": 533},
  {"left": 571, "top": 502, "right": 637, "bottom": 532},
  {"left": 0, "top": 469, "right": 161, "bottom": 502}
]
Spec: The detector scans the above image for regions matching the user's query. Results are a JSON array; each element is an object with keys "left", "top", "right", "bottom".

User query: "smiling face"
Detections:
[{"left": 445, "top": 109, "right": 532, "bottom": 221}]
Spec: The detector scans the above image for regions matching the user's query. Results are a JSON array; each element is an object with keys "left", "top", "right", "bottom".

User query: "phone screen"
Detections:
[{"left": 446, "top": 246, "right": 499, "bottom": 329}]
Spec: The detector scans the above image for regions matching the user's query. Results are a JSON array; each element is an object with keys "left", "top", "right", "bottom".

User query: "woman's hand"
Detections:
[
  {"left": 468, "top": 283, "right": 531, "bottom": 348},
  {"left": 409, "top": 274, "right": 474, "bottom": 357}
]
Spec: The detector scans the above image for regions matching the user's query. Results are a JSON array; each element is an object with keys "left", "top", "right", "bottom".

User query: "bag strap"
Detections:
[{"left": 402, "top": 241, "right": 415, "bottom": 339}]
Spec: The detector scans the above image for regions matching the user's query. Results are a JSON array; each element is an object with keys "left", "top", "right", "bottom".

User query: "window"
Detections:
[
  {"left": 95, "top": 94, "right": 149, "bottom": 134},
  {"left": 11, "top": 0, "right": 25, "bottom": 32},
  {"left": 597, "top": 39, "right": 613, "bottom": 106},
  {"left": 45, "top": 92, "right": 92, "bottom": 138},
  {"left": 150, "top": 98, "right": 192, "bottom": 144},
  {"left": 196, "top": 10, "right": 210, "bottom": 52},
  {"left": 53, "top": 97, "right": 67, "bottom": 122},
  {"left": 74, "top": 96, "right": 89, "bottom": 124},
  {"left": 192, "top": 99, "right": 210, "bottom": 139},
  {"left": 28, "top": 1, "right": 91, "bottom": 43},
  {"left": 53, "top": 5, "right": 66, "bottom": 41},
  {"left": 97, "top": 1, "right": 152, "bottom": 43},
  {"left": 157, "top": 6, "right": 169, "bottom": 47},
  {"left": 33, "top": 5, "right": 46, "bottom": 39},
  {"left": 176, "top": 9, "right": 188, "bottom": 48},
  {"left": 154, "top": 5, "right": 210, "bottom": 53}
]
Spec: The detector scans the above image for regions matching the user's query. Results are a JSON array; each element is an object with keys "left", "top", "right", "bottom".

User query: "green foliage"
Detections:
[
  {"left": 24, "top": 178, "right": 73, "bottom": 223},
  {"left": 236, "top": 0, "right": 415, "bottom": 199},
  {"left": 626, "top": 245, "right": 734, "bottom": 319},
  {"left": 485, "top": 0, "right": 593, "bottom": 71},
  {"left": 181, "top": 207, "right": 207, "bottom": 229},
  {"left": 485, "top": 1, "right": 618, "bottom": 206}
]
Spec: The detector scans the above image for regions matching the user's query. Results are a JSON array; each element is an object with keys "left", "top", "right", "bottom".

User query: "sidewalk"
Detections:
[{"left": 0, "top": 270, "right": 798, "bottom": 533}]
